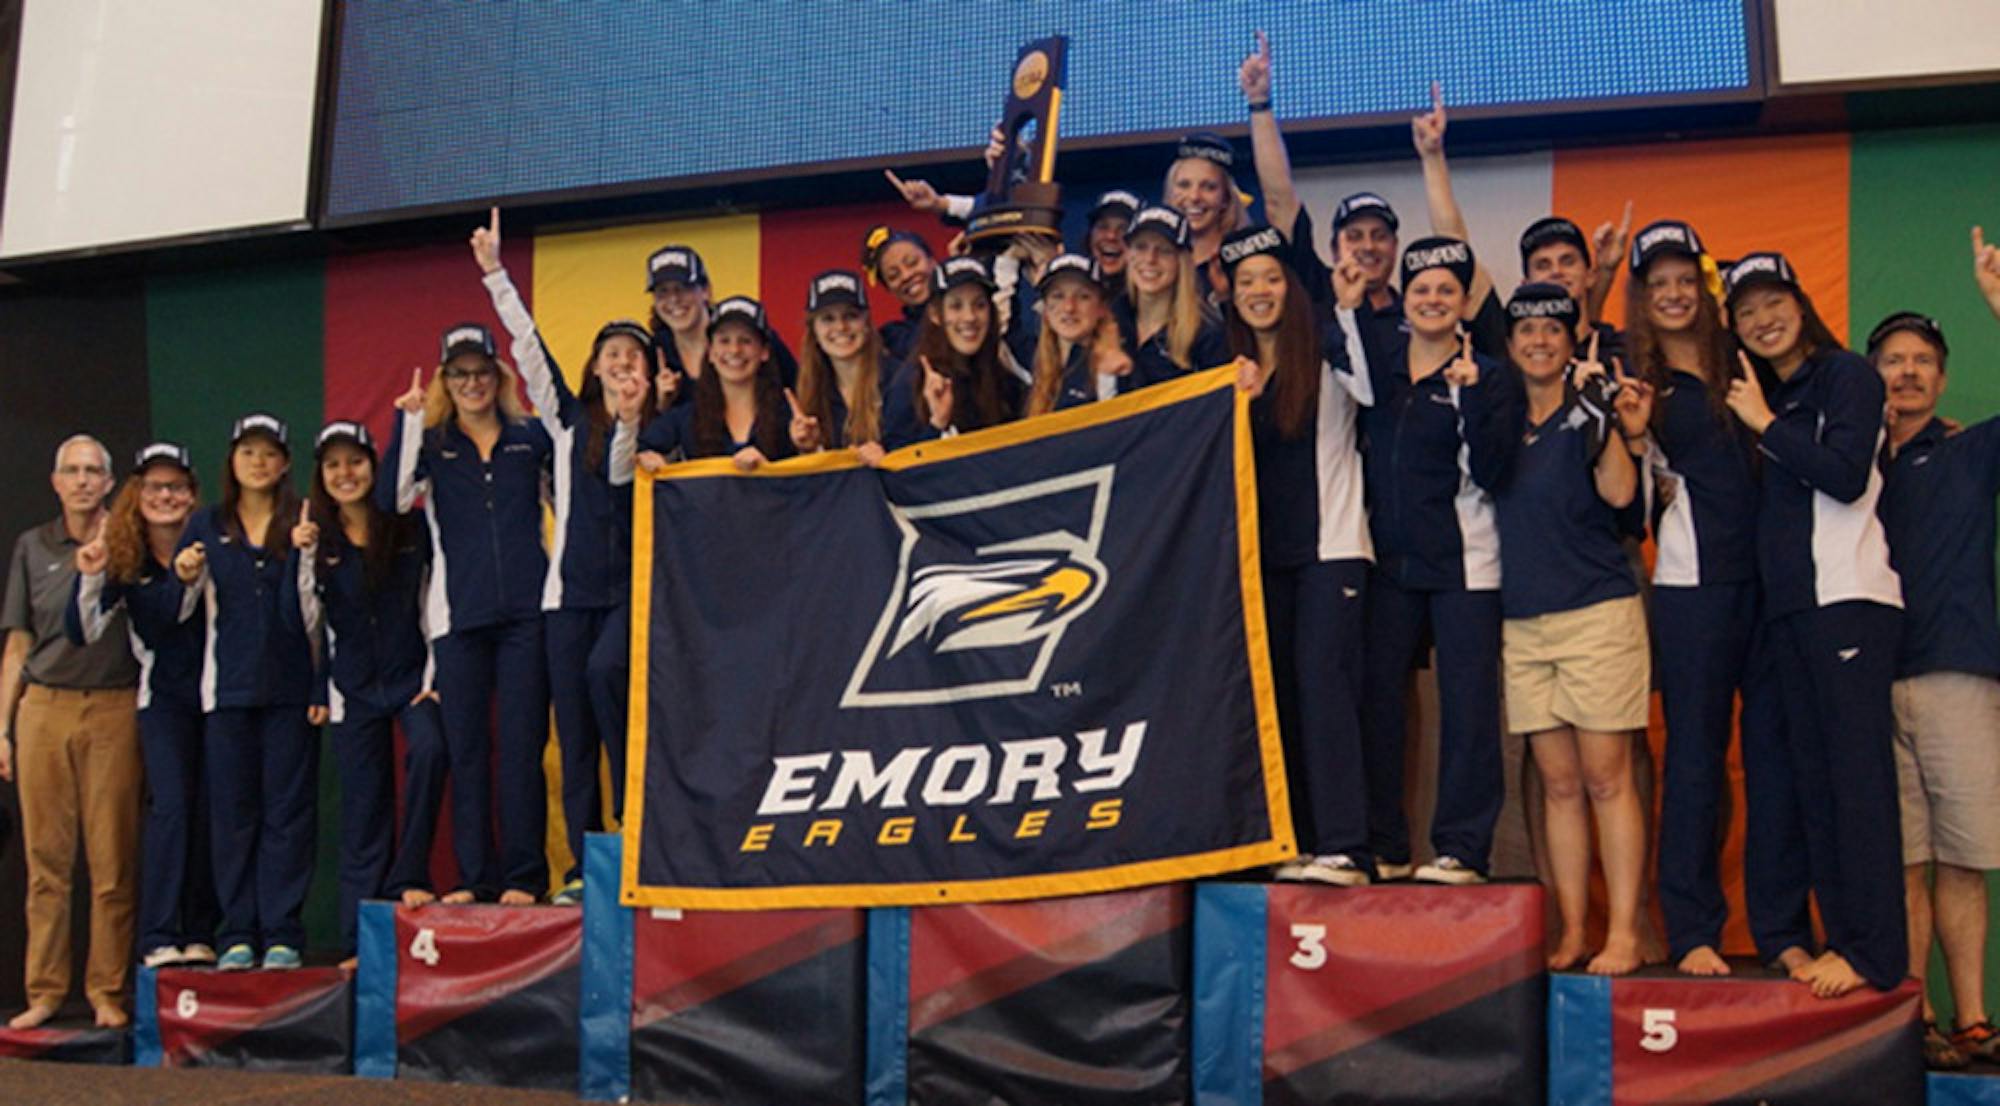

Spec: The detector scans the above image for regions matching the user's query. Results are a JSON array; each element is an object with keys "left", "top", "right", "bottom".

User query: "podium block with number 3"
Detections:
[
  {"left": 1194, "top": 881, "right": 1546, "bottom": 1106},
  {"left": 1548, "top": 971, "right": 1921, "bottom": 1104}
]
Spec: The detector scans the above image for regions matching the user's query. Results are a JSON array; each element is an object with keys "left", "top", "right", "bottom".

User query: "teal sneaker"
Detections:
[
  {"left": 261, "top": 945, "right": 302, "bottom": 970},
  {"left": 552, "top": 878, "right": 584, "bottom": 906},
  {"left": 216, "top": 943, "right": 256, "bottom": 971}
]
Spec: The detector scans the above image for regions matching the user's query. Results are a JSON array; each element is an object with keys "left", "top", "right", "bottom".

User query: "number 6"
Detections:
[
  {"left": 1640, "top": 1007, "right": 1678, "bottom": 1053},
  {"left": 175, "top": 989, "right": 199, "bottom": 1019}
]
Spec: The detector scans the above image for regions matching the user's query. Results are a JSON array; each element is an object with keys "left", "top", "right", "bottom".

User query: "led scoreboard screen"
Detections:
[{"left": 322, "top": 0, "right": 1754, "bottom": 222}]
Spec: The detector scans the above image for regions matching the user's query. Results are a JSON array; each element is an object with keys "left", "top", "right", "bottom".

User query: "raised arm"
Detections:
[
  {"left": 1241, "top": 31, "right": 1300, "bottom": 239},
  {"left": 386, "top": 370, "right": 430, "bottom": 515},
  {"left": 1412, "top": 84, "right": 1494, "bottom": 313},
  {"left": 472, "top": 208, "right": 569, "bottom": 434}
]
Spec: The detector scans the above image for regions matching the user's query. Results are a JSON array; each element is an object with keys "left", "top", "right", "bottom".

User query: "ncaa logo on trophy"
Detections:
[{"left": 965, "top": 36, "right": 1069, "bottom": 250}]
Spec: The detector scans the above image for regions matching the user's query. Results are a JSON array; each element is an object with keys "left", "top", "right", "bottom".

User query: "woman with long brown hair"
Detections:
[
  {"left": 68, "top": 443, "right": 215, "bottom": 970},
  {"left": 1617, "top": 221, "right": 1805, "bottom": 982},
  {"left": 881, "top": 257, "right": 1025, "bottom": 448},
  {"left": 294, "top": 421, "right": 447, "bottom": 962},
  {"left": 1221, "top": 224, "right": 1376, "bottom": 885},
  {"left": 639, "top": 296, "right": 796, "bottom": 469},
  {"left": 791, "top": 269, "right": 888, "bottom": 457}
]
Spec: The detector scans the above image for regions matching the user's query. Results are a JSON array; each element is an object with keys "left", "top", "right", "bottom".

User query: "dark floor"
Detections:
[{"left": 0, "top": 1059, "right": 582, "bottom": 1105}]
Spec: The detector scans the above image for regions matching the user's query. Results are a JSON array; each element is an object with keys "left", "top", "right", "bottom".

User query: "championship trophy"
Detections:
[{"left": 964, "top": 36, "right": 1068, "bottom": 248}]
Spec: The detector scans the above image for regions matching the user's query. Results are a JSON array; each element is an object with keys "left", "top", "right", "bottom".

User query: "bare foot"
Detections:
[
  {"left": 401, "top": 888, "right": 437, "bottom": 908},
  {"left": 1547, "top": 931, "right": 1589, "bottom": 971},
  {"left": 1677, "top": 945, "right": 1731, "bottom": 976},
  {"left": 498, "top": 889, "right": 537, "bottom": 906},
  {"left": 1775, "top": 945, "right": 1815, "bottom": 981},
  {"left": 1801, "top": 951, "right": 1865, "bottom": 999},
  {"left": 337, "top": 956, "right": 359, "bottom": 972},
  {"left": 93, "top": 1005, "right": 129, "bottom": 1029},
  {"left": 440, "top": 889, "right": 476, "bottom": 905},
  {"left": 1587, "top": 933, "right": 1643, "bottom": 976},
  {"left": 8, "top": 1004, "right": 56, "bottom": 1030}
]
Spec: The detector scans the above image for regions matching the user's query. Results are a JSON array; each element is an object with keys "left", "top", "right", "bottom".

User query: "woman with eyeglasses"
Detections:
[
  {"left": 68, "top": 443, "right": 216, "bottom": 971},
  {"left": 385, "top": 324, "right": 553, "bottom": 905},
  {"left": 469, "top": 209, "right": 649, "bottom": 905}
]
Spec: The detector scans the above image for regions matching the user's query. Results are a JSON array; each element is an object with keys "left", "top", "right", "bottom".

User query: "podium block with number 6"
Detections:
[
  {"left": 354, "top": 899, "right": 581, "bottom": 1090},
  {"left": 1548, "top": 970, "right": 1921, "bottom": 1104},
  {"left": 133, "top": 964, "right": 350, "bottom": 1072}
]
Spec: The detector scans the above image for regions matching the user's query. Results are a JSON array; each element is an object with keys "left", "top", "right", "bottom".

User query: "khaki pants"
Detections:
[{"left": 16, "top": 684, "right": 140, "bottom": 1010}]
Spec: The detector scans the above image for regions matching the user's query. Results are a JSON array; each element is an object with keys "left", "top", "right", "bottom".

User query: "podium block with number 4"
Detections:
[
  {"left": 1548, "top": 970, "right": 1922, "bottom": 1104},
  {"left": 354, "top": 899, "right": 581, "bottom": 1091}
]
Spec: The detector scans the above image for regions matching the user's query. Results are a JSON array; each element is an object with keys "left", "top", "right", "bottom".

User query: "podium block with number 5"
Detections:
[
  {"left": 354, "top": 899, "right": 581, "bottom": 1090},
  {"left": 1193, "top": 881, "right": 1547, "bottom": 1106},
  {"left": 1548, "top": 970, "right": 1921, "bottom": 1104}
]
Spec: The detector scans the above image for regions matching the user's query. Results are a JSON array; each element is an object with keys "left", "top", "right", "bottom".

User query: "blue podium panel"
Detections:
[
  {"left": 1934, "top": 1072, "right": 2000, "bottom": 1105},
  {"left": 869, "top": 884, "right": 1192, "bottom": 1106},
  {"left": 1549, "top": 969, "right": 1923, "bottom": 1105},
  {"left": 0, "top": 1022, "right": 129, "bottom": 1065},
  {"left": 142, "top": 964, "right": 350, "bottom": 1073},
  {"left": 1192, "top": 881, "right": 1546, "bottom": 1106}
]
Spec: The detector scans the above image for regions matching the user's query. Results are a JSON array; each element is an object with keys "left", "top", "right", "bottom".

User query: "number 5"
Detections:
[
  {"left": 1289, "top": 923, "right": 1328, "bottom": 971},
  {"left": 1640, "top": 1007, "right": 1678, "bottom": 1053},
  {"left": 409, "top": 926, "right": 440, "bottom": 967}
]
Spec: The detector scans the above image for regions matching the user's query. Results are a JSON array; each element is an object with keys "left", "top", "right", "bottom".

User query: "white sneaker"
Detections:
[
  {"left": 141, "top": 946, "right": 182, "bottom": 969},
  {"left": 1300, "top": 855, "right": 1371, "bottom": 887},
  {"left": 1413, "top": 856, "right": 1487, "bottom": 885},
  {"left": 1374, "top": 859, "right": 1414, "bottom": 882},
  {"left": 1271, "top": 858, "right": 1312, "bottom": 882},
  {"left": 179, "top": 943, "right": 217, "bottom": 965}
]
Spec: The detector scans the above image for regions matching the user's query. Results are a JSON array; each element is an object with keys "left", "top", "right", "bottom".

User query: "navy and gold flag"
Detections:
[{"left": 622, "top": 367, "right": 1291, "bottom": 909}]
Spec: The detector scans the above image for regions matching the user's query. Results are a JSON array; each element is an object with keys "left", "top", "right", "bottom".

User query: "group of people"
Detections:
[{"left": 2, "top": 34, "right": 1994, "bottom": 1069}]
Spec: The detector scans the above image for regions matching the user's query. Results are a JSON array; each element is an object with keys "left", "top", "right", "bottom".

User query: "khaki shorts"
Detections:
[
  {"left": 1893, "top": 671, "right": 2000, "bottom": 869},
  {"left": 1503, "top": 594, "right": 1650, "bottom": 735}
]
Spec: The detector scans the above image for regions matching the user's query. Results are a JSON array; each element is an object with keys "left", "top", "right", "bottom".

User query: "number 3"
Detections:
[
  {"left": 1640, "top": 1007, "right": 1678, "bottom": 1053},
  {"left": 1289, "top": 923, "right": 1328, "bottom": 971},
  {"left": 175, "top": 989, "right": 199, "bottom": 1019},
  {"left": 409, "top": 926, "right": 440, "bottom": 967}
]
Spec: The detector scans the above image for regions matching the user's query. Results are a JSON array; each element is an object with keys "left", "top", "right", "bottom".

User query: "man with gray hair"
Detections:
[{"left": 1, "top": 434, "right": 140, "bottom": 1029}]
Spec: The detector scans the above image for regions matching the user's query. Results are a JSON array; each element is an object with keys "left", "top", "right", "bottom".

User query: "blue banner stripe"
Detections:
[
  {"left": 579, "top": 832, "right": 633, "bottom": 1102},
  {"left": 1930, "top": 1072, "right": 2000, "bottom": 1105},
  {"left": 1192, "top": 882, "right": 1267, "bottom": 1106},
  {"left": 1547, "top": 973, "right": 1612, "bottom": 1106},
  {"left": 353, "top": 899, "right": 398, "bottom": 1078},
  {"left": 131, "top": 964, "right": 160, "bottom": 1067},
  {"left": 864, "top": 907, "right": 911, "bottom": 1106}
]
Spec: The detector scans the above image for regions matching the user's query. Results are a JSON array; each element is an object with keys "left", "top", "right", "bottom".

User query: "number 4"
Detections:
[
  {"left": 1289, "top": 923, "right": 1328, "bottom": 971},
  {"left": 409, "top": 926, "right": 440, "bottom": 967},
  {"left": 1640, "top": 1007, "right": 1678, "bottom": 1053}
]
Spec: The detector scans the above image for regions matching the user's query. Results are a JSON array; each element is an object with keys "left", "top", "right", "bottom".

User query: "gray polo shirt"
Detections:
[{"left": 2, "top": 519, "right": 137, "bottom": 689}]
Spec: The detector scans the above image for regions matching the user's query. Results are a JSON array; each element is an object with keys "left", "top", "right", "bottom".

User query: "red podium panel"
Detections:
[
  {"left": 1548, "top": 968, "right": 1922, "bottom": 1104},
  {"left": 629, "top": 906, "right": 866, "bottom": 1104},
  {"left": 393, "top": 904, "right": 581, "bottom": 1090},
  {"left": 150, "top": 965, "right": 350, "bottom": 1072},
  {"left": 879, "top": 884, "right": 1191, "bottom": 1105},
  {"left": 0, "top": 1022, "right": 128, "bottom": 1064}
]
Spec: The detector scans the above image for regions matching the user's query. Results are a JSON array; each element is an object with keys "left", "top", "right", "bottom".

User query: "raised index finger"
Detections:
[
  {"left": 1255, "top": 28, "right": 1269, "bottom": 60},
  {"left": 299, "top": 500, "right": 311, "bottom": 526},
  {"left": 1975, "top": 225, "right": 1989, "bottom": 258},
  {"left": 1430, "top": 80, "right": 1444, "bottom": 115},
  {"left": 784, "top": 387, "right": 804, "bottom": 417},
  {"left": 489, "top": 206, "right": 500, "bottom": 237},
  {"left": 1587, "top": 329, "right": 1600, "bottom": 363},
  {"left": 883, "top": 169, "right": 908, "bottom": 195}
]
